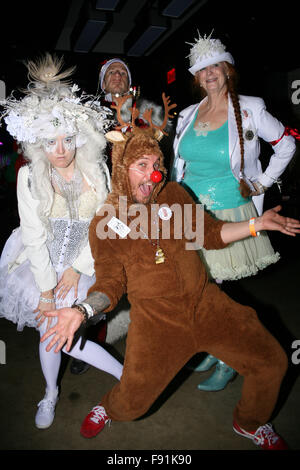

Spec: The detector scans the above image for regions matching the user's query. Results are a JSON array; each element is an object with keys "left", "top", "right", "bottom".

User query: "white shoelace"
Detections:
[
  {"left": 253, "top": 423, "right": 279, "bottom": 445},
  {"left": 90, "top": 405, "right": 108, "bottom": 425},
  {"left": 37, "top": 397, "right": 57, "bottom": 412}
]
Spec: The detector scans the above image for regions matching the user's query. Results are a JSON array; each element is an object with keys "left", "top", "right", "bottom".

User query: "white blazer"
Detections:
[
  {"left": 172, "top": 95, "right": 296, "bottom": 214},
  {"left": 7, "top": 165, "right": 104, "bottom": 292}
]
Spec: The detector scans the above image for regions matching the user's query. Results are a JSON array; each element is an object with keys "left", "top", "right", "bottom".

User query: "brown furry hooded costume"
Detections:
[
  {"left": 87, "top": 96, "right": 287, "bottom": 432},
  {"left": 105, "top": 126, "right": 167, "bottom": 210}
]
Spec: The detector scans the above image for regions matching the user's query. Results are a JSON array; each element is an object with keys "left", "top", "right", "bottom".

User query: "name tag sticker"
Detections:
[{"left": 107, "top": 217, "right": 131, "bottom": 238}]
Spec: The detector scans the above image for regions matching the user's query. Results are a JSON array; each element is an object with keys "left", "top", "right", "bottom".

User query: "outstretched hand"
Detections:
[
  {"left": 40, "top": 307, "right": 84, "bottom": 353},
  {"left": 259, "top": 206, "right": 300, "bottom": 236}
]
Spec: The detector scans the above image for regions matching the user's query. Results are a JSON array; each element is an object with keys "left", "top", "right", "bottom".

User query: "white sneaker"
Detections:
[{"left": 35, "top": 391, "right": 59, "bottom": 429}]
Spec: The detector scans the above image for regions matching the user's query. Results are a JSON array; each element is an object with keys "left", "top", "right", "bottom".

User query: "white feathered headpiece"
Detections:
[
  {"left": 0, "top": 53, "right": 113, "bottom": 146},
  {"left": 187, "top": 31, "right": 234, "bottom": 75}
]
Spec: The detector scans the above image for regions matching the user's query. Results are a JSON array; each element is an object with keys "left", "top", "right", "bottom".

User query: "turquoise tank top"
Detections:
[{"left": 178, "top": 115, "right": 250, "bottom": 210}]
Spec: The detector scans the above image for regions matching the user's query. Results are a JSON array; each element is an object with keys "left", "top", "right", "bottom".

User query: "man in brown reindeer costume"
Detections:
[{"left": 42, "top": 94, "right": 300, "bottom": 450}]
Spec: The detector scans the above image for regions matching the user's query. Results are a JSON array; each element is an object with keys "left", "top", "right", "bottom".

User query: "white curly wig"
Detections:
[{"left": 1, "top": 53, "right": 113, "bottom": 227}]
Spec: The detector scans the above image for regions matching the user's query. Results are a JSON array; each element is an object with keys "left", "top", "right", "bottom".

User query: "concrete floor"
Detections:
[{"left": 0, "top": 187, "right": 300, "bottom": 455}]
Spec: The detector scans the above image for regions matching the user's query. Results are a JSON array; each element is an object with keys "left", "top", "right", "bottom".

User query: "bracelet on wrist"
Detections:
[
  {"left": 71, "top": 301, "right": 95, "bottom": 323},
  {"left": 249, "top": 218, "right": 260, "bottom": 237},
  {"left": 40, "top": 296, "right": 55, "bottom": 304},
  {"left": 255, "top": 182, "right": 265, "bottom": 194},
  {"left": 253, "top": 181, "right": 268, "bottom": 195},
  {"left": 72, "top": 267, "right": 81, "bottom": 275},
  {"left": 80, "top": 302, "right": 95, "bottom": 319},
  {"left": 71, "top": 303, "right": 88, "bottom": 323}
]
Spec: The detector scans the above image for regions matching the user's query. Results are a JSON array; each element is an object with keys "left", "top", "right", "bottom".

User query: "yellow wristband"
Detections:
[{"left": 249, "top": 218, "right": 257, "bottom": 237}]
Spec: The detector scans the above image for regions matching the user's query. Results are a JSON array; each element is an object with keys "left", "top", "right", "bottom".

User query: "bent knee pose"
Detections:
[
  {"left": 0, "top": 54, "right": 123, "bottom": 429},
  {"left": 42, "top": 95, "right": 299, "bottom": 449}
]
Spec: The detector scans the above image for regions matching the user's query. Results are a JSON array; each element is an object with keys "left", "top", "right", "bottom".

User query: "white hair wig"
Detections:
[
  {"left": 22, "top": 120, "right": 109, "bottom": 233},
  {"left": 1, "top": 53, "right": 112, "bottom": 231}
]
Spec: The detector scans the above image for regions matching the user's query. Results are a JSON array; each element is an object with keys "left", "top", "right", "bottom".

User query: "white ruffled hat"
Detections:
[
  {"left": 0, "top": 54, "right": 113, "bottom": 146},
  {"left": 187, "top": 31, "right": 234, "bottom": 75}
]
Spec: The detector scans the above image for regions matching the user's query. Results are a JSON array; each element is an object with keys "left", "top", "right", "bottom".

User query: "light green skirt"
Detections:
[{"left": 199, "top": 201, "right": 280, "bottom": 281}]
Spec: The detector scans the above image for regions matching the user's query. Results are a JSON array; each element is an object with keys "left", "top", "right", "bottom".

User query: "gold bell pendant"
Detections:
[{"left": 155, "top": 248, "right": 165, "bottom": 264}]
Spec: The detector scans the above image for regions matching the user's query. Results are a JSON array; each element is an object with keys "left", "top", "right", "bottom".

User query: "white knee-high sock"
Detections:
[
  {"left": 63, "top": 339, "right": 123, "bottom": 380},
  {"left": 39, "top": 322, "right": 61, "bottom": 396},
  {"left": 38, "top": 320, "right": 123, "bottom": 392}
]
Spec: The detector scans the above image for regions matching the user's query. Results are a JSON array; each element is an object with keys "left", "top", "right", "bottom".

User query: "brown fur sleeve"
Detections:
[{"left": 87, "top": 215, "right": 127, "bottom": 312}]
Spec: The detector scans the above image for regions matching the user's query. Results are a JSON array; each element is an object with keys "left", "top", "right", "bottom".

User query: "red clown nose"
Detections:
[{"left": 150, "top": 170, "right": 163, "bottom": 183}]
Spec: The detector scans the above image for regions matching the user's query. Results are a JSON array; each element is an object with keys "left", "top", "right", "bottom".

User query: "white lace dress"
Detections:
[{"left": 0, "top": 189, "right": 98, "bottom": 331}]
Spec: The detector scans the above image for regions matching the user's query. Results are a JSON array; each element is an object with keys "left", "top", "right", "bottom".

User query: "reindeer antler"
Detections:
[
  {"left": 110, "top": 95, "right": 140, "bottom": 130},
  {"left": 142, "top": 92, "right": 177, "bottom": 136}
]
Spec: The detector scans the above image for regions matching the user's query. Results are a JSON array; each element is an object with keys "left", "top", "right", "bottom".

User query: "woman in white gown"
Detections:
[{"left": 0, "top": 54, "right": 123, "bottom": 429}]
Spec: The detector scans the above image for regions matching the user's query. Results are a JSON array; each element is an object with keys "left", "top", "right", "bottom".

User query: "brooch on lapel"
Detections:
[
  {"left": 244, "top": 129, "right": 255, "bottom": 141},
  {"left": 242, "top": 109, "right": 257, "bottom": 141}
]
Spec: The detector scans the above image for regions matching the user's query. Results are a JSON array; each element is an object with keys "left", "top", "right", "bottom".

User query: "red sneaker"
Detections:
[
  {"left": 80, "top": 404, "right": 110, "bottom": 438},
  {"left": 233, "top": 421, "right": 289, "bottom": 450}
]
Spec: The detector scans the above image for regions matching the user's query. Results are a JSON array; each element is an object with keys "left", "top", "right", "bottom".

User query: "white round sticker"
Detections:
[{"left": 158, "top": 206, "right": 172, "bottom": 221}]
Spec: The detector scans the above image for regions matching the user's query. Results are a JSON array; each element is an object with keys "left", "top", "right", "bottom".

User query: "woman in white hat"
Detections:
[
  {"left": 172, "top": 32, "right": 296, "bottom": 391},
  {"left": 0, "top": 54, "right": 123, "bottom": 429}
]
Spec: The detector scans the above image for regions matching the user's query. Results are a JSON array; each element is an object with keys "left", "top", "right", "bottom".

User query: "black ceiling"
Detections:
[{"left": 0, "top": 0, "right": 299, "bottom": 111}]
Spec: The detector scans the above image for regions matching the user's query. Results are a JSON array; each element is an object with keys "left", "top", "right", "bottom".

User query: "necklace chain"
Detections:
[{"left": 128, "top": 213, "right": 165, "bottom": 264}]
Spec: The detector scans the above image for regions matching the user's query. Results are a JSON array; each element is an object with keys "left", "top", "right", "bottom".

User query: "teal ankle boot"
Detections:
[
  {"left": 194, "top": 354, "right": 218, "bottom": 372},
  {"left": 197, "top": 360, "right": 237, "bottom": 391}
]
